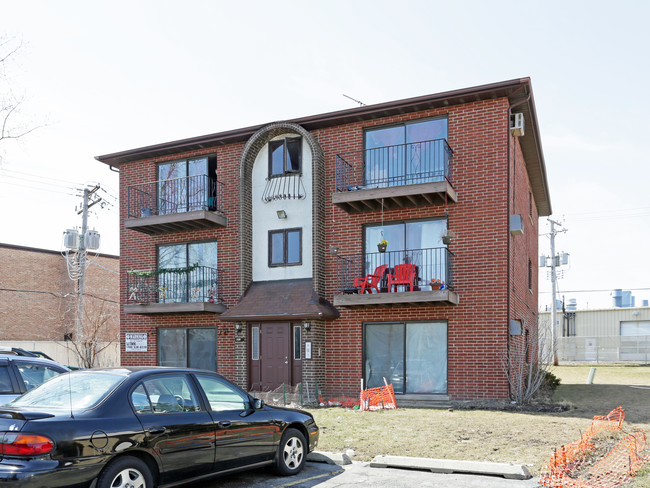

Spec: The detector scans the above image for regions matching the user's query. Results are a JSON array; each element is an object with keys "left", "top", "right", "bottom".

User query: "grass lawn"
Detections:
[{"left": 308, "top": 364, "right": 650, "bottom": 486}]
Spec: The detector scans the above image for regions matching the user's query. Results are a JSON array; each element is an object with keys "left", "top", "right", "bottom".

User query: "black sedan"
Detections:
[{"left": 0, "top": 367, "right": 319, "bottom": 488}]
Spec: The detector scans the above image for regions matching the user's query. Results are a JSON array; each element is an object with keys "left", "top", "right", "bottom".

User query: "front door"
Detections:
[{"left": 260, "top": 323, "right": 290, "bottom": 390}]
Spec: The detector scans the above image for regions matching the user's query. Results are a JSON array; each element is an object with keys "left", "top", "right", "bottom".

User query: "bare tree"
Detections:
[
  {"left": 66, "top": 299, "right": 118, "bottom": 369},
  {"left": 0, "top": 36, "right": 41, "bottom": 153},
  {"left": 502, "top": 316, "right": 556, "bottom": 404}
]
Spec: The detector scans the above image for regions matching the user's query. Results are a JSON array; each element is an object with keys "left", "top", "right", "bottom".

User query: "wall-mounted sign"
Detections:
[{"left": 125, "top": 333, "right": 148, "bottom": 352}]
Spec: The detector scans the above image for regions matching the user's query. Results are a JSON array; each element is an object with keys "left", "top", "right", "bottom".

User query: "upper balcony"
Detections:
[
  {"left": 333, "top": 247, "right": 458, "bottom": 307},
  {"left": 333, "top": 139, "right": 456, "bottom": 213},
  {"left": 124, "top": 265, "right": 225, "bottom": 314},
  {"left": 126, "top": 175, "right": 227, "bottom": 235}
]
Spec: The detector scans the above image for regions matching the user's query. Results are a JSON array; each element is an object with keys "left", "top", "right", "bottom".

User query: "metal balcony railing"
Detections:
[
  {"left": 335, "top": 247, "right": 454, "bottom": 294},
  {"left": 127, "top": 175, "right": 224, "bottom": 218},
  {"left": 261, "top": 173, "right": 306, "bottom": 202},
  {"left": 335, "top": 138, "right": 453, "bottom": 192},
  {"left": 126, "top": 265, "right": 223, "bottom": 305}
]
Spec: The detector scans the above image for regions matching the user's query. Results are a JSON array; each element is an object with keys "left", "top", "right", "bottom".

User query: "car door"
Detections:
[
  {"left": 193, "top": 373, "right": 278, "bottom": 470},
  {"left": 131, "top": 373, "right": 216, "bottom": 485},
  {"left": 12, "top": 359, "right": 67, "bottom": 393}
]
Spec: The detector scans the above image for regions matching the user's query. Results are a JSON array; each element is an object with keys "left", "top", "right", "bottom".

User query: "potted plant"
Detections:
[
  {"left": 441, "top": 229, "right": 456, "bottom": 245},
  {"left": 377, "top": 240, "right": 388, "bottom": 253}
]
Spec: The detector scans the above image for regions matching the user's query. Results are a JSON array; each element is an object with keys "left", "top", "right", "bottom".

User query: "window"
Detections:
[
  {"left": 269, "top": 137, "right": 301, "bottom": 177},
  {"left": 251, "top": 326, "right": 260, "bottom": 360},
  {"left": 364, "top": 118, "right": 448, "bottom": 186},
  {"left": 195, "top": 374, "right": 250, "bottom": 411},
  {"left": 364, "top": 219, "right": 447, "bottom": 290},
  {"left": 16, "top": 362, "right": 64, "bottom": 391},
  {"left": 158, "top": 328, "right": 217, "bottom": 371},
  {"left": 269, "top": 228, "right": 302, "bottom": 266},
  {"left": 157, "top": 155, "right": 217, "bottom": 214},
  {"left": 158, "top": 241, "right": 218, "bottom": 303},
  {"left": 134, "top": 374, "right": 202, "bottom": 414},
  {"left": 0, "top": 365, "right": 12, "bottom": 394},
  {"left": 364, "top": 321, "right": 447, "bottom": 394},
  {"left": 293, "top": 325, "right": 301, "bottom": 360},
  {"left": 528, "top": 259, "right": 533, "bottom": 291}
]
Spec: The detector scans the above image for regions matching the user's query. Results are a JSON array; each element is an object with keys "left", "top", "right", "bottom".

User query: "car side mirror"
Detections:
[{"left": 254, "top": 398, "right": 265, "bottom": 409}]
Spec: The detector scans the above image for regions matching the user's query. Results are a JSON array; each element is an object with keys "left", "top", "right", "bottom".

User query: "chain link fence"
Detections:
[{"left": 558, "top": 335, "right": 650, "bottom": 363}]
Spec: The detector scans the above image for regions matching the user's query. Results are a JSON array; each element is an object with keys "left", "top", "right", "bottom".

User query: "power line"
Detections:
[{"left": 540, "top": 287, "right": 650, "bottom": 294}]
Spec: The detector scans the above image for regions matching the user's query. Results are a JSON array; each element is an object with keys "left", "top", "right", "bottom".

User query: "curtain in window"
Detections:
[
  {"left": 405, "top": 322, "right": 447, "bottom": 393},
  {"left": 364, "top": 323, "right": 404, "bottom": 391}
]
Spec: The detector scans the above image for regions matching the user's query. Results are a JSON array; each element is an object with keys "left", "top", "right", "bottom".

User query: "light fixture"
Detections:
[
  {"left": 303, "top": 321, "right": 311, "bottom": 332},
  {"left": 234, "top": 323, "right": 243, "bottom": 333},
  {"left": 276, "top": 210, "right": 287, "bottom": 219}
]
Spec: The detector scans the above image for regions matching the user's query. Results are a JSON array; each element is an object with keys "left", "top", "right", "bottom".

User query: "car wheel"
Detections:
[
  {"left": 274, "top": 428, "right": 307, "bottom": 476},
  {"left": 97, "top": 457, "right": 153, "bottom": 488}
]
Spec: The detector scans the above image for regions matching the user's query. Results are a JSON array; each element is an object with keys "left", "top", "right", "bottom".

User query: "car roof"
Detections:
[
  {"left": 73, "top": 366, "right": 225, "bottom": 380},
  {"left": 0, "top": 354, "right": 71, "bottom": 370}
]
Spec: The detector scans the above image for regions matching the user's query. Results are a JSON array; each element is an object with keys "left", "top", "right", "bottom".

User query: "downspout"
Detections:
[{"left": 506, "top": 90, "right": 530, "bottom": 400}]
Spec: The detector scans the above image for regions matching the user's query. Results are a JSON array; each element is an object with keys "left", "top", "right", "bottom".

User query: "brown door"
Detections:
[{"left": 260, "top": 323, "right": 290, "bottom": 391}]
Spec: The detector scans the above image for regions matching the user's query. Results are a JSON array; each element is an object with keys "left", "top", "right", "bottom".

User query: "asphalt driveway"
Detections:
[{"left": 190, "top": 461, "right": 541, "bottom": 488}]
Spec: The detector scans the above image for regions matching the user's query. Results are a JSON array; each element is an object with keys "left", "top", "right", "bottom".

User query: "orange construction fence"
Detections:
[
  {"left": 360, "top": 383, "right": 397, "bottom": 411},
  {"left": 318, "top": 383, "right": 398, "bottom": 411},
  {"left": 539, "top": 406, "right": 649, "bottom": 488}
]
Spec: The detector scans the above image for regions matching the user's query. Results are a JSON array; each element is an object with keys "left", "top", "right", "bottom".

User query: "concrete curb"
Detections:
[
  {"left": 307, "top": 451, "right": 352, "bottom": 466},
  {"left": 370, "top": 455, "right": 532, "bottom": 480}
]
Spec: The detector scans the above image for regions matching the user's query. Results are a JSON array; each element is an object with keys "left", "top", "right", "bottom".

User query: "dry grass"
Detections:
[{"left": 308, "top": 365, "right": 650, "bottom": 486}]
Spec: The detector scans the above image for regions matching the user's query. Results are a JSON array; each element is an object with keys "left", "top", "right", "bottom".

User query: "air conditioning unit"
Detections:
[{"left": 510, "top": 113, "right": 525, "bottom": 137}]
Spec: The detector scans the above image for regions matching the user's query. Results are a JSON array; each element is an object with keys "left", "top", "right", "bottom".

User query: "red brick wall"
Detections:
[
  {"left": 0, "top": 244, "right": 119, "bottom": 343},
  {"left": 118, "top": 96, "right": 540, "bottom": 401}
]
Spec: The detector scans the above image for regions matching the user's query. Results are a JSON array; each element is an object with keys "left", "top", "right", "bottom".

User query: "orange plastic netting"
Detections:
[
  {"left": 318, "top": 383, "right": 398, "bottom": 411},
  {"left": 359, "top": 383, "right": 397, "bottom": 411},
  {"left": 539, "top": 407, "right": 649, "bottom": 488}
]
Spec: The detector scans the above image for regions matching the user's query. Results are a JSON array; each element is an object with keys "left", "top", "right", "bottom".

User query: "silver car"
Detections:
[{"left": 0, "top": 354, "right": 70, "bottom": 404}]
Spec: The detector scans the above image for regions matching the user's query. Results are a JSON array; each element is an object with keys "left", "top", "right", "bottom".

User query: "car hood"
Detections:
[{"left": 265, "top": 404, "right": 314, "bottom": 420}]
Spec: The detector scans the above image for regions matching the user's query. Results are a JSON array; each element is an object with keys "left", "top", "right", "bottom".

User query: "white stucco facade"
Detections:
[{"left": 251, "top": 134, "right": 313, "bottom": 282}]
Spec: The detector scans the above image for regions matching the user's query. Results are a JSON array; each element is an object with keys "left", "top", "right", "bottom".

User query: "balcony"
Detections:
[
  {"left": 126, "top": 175, "right": 227, "bottom": 235},
  {"left": 333, "top": 139, "right": 456, "bottom": 213},
  {"left": 333, "top": 248, "right": 458, "bottom": 307},
  {"left": 124, "top": 265, "right": 226, "bottom": 314}
]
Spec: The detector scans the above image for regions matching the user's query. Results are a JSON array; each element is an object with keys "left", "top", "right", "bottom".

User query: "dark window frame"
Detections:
[
  {"left": 157, "top": 327, "right": 218, "bottom": 371},
  {"left": 268, "top": 228, "right": 302, "bottom": 267},
  {"left": 362, "top": 320, "right": 448, "bottom": 395},
  {"left": 156, "top": 155, "right": 218, "bottom": 212},
  {"left": 268, "top": 137, "right": 302, "bottom": 178}
]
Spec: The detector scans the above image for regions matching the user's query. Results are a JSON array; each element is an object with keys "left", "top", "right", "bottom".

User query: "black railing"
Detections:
[
  {"left": 335, "top": 248, "right": 453, "bottom": 294},
  {"left": 126, "top": 266, "right": 223, "bottom": 305},
  {"left": 261, "top": 173, "right": 306, "bottom": 202},
  {"left": 127, "top": 175, "right": 224, "bottom": 218},
  {"left": 335, "top": 138, "right": 453, "bottom": 192}
]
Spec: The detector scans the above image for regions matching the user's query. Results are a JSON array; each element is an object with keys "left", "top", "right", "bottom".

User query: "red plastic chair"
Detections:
[
  {"left": 353, "top": 264, "right": 388, "bottom": 294},
  {"left": 388, "top": 264, "right": 417, "bottom": 292}
]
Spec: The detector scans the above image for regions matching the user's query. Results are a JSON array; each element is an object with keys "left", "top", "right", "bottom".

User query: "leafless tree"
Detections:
[
  {"left": 502, "top": 316, "right": 556, "bottom": 404},
  {"left": 66, "top": 299, "right": 118, "bottom": 369},
  {"left": 0, "top": 36, "right": 41, "bottom": 153}
]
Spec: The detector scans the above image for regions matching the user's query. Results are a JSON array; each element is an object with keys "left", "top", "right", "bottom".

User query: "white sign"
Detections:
[{"left": 125, "top": 333, "right": 148, "bottom": 352}]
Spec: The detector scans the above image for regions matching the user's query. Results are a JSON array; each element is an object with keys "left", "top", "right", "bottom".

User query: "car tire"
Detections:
[
  {"left": 273, "top": 427, "right": 307, "bottom": 476},
  {"left": 97, "top": 456, "right": 153, "bottom": 488}
]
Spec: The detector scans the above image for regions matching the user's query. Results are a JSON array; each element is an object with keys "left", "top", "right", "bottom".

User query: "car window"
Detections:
[
  {"left": 195, "top": 374, "right": 250, "bottom": 412},
  {"left": 16, "top": 362, "right": 64, "bottom": 390},
  {"left": 137, "top": 374, "right": 201, "bottom": 414},
  {"left": 0, "top": 365, "right": 13, "bottom": 393},
  {"left": 10, "top": 371, "right": 125, "bottom": 409}
]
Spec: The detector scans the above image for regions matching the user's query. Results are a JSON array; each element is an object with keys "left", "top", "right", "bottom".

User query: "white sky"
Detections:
[{"left": 1, "top": 0, "right": 648, "bottom": 310}]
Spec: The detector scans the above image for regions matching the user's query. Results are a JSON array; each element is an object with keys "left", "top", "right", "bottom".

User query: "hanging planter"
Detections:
[
  {"left": 377, "top": 240, "right": 388, "bottom": 253},
  {"left": 441, "top": 229, "right": 456, "bottom": 245}
]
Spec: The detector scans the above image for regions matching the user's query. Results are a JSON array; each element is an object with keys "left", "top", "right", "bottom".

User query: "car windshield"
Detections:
[{"left": 10, "top": 371, "right": 127, "bottom": 409}]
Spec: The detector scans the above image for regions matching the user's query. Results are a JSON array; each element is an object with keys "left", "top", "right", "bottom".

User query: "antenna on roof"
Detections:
[{"left": 343, "top": 94, "right": 366, "bottom": 107}]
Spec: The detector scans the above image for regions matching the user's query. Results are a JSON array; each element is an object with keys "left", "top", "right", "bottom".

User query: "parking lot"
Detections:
[{"left": 190, "top": 461, "right": 541, "bottom": 488}]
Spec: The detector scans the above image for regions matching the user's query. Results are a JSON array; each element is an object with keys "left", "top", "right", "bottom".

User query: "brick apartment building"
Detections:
[
  {"left": 0, "top": 243, "right": 120, "bottom": 367},
  {"left": 96, "top": 78, "right": 551, "bottom": 402}
]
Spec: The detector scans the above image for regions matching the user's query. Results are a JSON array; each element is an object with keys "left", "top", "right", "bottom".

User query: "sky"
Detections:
[{"left": 1, "top": 0, "right": 649, "bottom": 310}]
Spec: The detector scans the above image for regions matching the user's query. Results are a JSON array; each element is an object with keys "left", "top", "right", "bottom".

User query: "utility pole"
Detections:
[
  {"left": 545, "top": 218, "right": 568, "bottom": 366},
  {"left": 75, "top": 185, "right": 101, "bottom": 343}
]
